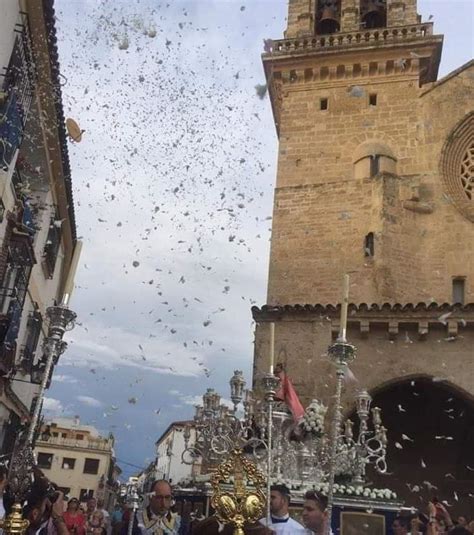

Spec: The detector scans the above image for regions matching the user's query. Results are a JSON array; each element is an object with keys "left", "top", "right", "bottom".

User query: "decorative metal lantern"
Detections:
[
  {"left": 327, "top": 339, "right": 356, "bottom": 367},
  {"left": 229, "top": 370, "right": 246, "bottom": 409},
  {"left": 356, "top": 390, "right": 372, "bottom": 419},
  {"left": 372, "top": 407, "right": 382, "bottom": 426},
  {"left": 344, "top": 419, "right": 354, "bottom": 440},
  {"left": 211, "top": 391, "right": 221, "bottom": 412},
  {"left": 203, "top": 389, "right": 214, "bottom": 413},
  {"left": 260, "top": 372, "right": 281, "bottom": 401}
]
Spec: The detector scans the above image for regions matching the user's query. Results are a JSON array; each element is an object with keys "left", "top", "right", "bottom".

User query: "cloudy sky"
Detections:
[{"left": 44, "top": 0, "right": 473, "bottom": 479}]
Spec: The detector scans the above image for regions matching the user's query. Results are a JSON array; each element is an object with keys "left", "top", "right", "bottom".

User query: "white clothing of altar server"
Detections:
[{"left": 259, "top": 514, "right": 307, "bottom": 534}]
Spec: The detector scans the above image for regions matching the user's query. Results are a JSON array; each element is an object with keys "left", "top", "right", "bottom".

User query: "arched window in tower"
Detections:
[
  {"left": 316, "top": 0, "right": 341, "bottom": 35},
  {"left": 364, "top": 232, "right": 375, "bottom": 257},
  {"left": 353, "top": 142, "right": 397, "bottom": 179},
  {"left": 360, "top": 0, "right": 387, "bottom": 29},
  {"left": 370, "top": 155, "right": 380, "bottom": 177}
]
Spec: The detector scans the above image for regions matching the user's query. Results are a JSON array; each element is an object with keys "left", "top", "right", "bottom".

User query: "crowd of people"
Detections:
[
  {"left": 61, "top": 496, "right": 112, "bottom": 535},
  {"left": 0, "top": 469, "right": 473, "bottom": 535},
  {"left": 392, "top": 501, "right": 474, "bottom": 535},
  {"left": 2, "top": 469, "right": 115, "bottom": 535}
]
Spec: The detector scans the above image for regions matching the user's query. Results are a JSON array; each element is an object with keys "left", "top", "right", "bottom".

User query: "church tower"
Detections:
[{"left": 253, "top": 0, "right": 474, "bottom": 511}]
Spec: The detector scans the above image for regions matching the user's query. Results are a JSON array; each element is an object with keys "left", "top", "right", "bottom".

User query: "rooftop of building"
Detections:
[
  {"left": 37, "top": 418, "right": 115, "bottom": 453},
  {"left": 155, "top": 420, "right": 195, "bottom": 446},
  {"left": 47, "top": 417, "right": 101, "bottom": 437}
]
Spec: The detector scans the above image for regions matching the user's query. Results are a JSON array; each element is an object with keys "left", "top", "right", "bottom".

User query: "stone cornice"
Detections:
[
  {"left": 264, "top": 23, "right": 438, "bottom": 62},
  {"left": 252, "top": 302, "right": 474, "bottom": 340},
  {"left": 263, "top": 24, "right": 443, "bottom": 135}
]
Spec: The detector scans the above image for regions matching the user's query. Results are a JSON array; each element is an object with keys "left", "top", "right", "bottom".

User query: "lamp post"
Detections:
[
  {"left": 7, "top": 304, "right": 75, "bottom": 511},
  {"left": 26, "top": 305, "right": 76, "bottom": 443},
  {"left": 230, "top": 370, "right": 246, "bottom": 411}
]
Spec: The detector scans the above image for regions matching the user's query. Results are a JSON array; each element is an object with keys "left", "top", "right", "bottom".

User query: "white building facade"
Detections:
[
  {"left": 34, "top": 418, "right": 121, "bottom": 508},
  {"left": 0, "top": 0, "right": 78, "bottom": 453},
  {"left": 154, "top": 421, "right": 201, "bottom": 487}
]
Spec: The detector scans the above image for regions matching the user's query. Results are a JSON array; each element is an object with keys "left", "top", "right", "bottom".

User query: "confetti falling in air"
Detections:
[
  {"left": 35, "top": 0, "right": 474, "bottom": 492},
  {"left": 36, "top": 0, "right": 287, "bottom": 477}
]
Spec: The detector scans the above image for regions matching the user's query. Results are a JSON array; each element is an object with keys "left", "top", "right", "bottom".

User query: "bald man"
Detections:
[{"left": 133, "top": 480, "right": 181, "bottom": 535}]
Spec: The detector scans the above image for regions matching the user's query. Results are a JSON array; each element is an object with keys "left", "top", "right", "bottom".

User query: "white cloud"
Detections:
[
  {"left": 180, "top": 393, "right": 234, "bottom": 410},
  {"left": 77, "top": 395, "right": 103, "bottom": 408},
  {"left": 182, "top": 395, "right": 203, "bottom": 407},
  {"left": 64, "top": 322, "right": 206, "bottom": 377},
  {"left": 43, "top": 397, "right": 64, "bottom": 416},
  {"left": 53, "top": 374, "right": 78, "bottom": 384}
]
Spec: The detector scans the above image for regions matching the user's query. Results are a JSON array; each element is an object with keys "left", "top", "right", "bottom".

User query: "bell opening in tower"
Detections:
[
  {"left": 316, "top": 0, "right": 341, "bottom": 35},
  {"left": 361, "top": 0, "right": 387, "bottom": 29}
]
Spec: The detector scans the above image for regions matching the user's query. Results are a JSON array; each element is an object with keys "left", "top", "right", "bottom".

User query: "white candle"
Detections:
[
  {"left": 269, "top": 322, "right": 275, "bottom": 374},
  {"left": 339, "top": 274, "right": 349, "bottom": 341}
]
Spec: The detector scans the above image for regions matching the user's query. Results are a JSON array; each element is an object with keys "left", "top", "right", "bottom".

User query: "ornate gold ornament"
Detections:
[
  {"left": 210, "top": 449, "right": 266, "bottom": 535},
  {"left": 0, "top": 503, "right": 29, "bottom": 535}
]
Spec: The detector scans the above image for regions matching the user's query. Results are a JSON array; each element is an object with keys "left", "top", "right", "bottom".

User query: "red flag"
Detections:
[{"left": 275, "top": 369, "right": 305, "bottom": 422}]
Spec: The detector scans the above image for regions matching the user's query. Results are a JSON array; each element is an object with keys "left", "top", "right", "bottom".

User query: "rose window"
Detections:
[
  {"left": 460, "top": 144, "right": 474, "bottom": 200},
  {"left": 440, "top": 112, "right": 474, "bottom": 222}
]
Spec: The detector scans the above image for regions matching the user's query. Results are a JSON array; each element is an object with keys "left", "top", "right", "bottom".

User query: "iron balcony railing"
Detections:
[
  {"left": 0, "top": 12, "right": 36, "bottom": 168},
  {"left": 38, "top": 435, "right": 113, "bottom": 452}
]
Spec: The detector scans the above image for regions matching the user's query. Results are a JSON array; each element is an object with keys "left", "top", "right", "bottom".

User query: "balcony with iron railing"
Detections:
[
  {"left": 38, "top": 435, "right": 114, "bottom": 452},
  {"left": 267, "top": 22, "right": 434, "bottom": 55},
  {"left": 0, "top": 13, "right": 36, "bottom": 169},
  {"left": 0, "top": 225, "right": 37, "bottom": 375},
  {"left": 11, "top": 168, "right": 39, "bottom": 234}
]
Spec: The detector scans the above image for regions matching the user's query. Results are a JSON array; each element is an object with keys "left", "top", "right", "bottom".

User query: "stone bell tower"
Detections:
[{"left": 253, "top": 0, "right": 474, "bottom": 512}]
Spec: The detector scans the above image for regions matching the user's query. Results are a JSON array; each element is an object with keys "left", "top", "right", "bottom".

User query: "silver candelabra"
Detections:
[
  {"left": 182, "top": 345, "right": 389, "bottom": 535},
  {"left": 182, "top": 371, "right": 274, "bottom": 467}
]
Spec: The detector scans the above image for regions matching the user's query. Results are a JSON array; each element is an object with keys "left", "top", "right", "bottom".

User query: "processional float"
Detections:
[{"left": 180, "top": 275, "right": 396, "bottom": 535}]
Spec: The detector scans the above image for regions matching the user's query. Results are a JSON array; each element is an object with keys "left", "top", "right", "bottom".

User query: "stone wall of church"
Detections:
[
  {"left": 267, "top": 60, "right": 474, "bottom": 306},
  {"left": 256, "top": 0, "right": 474, "bottom": 513},
  {"left": 252, "top": 310, "right": 474, "bottom": 409}
]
